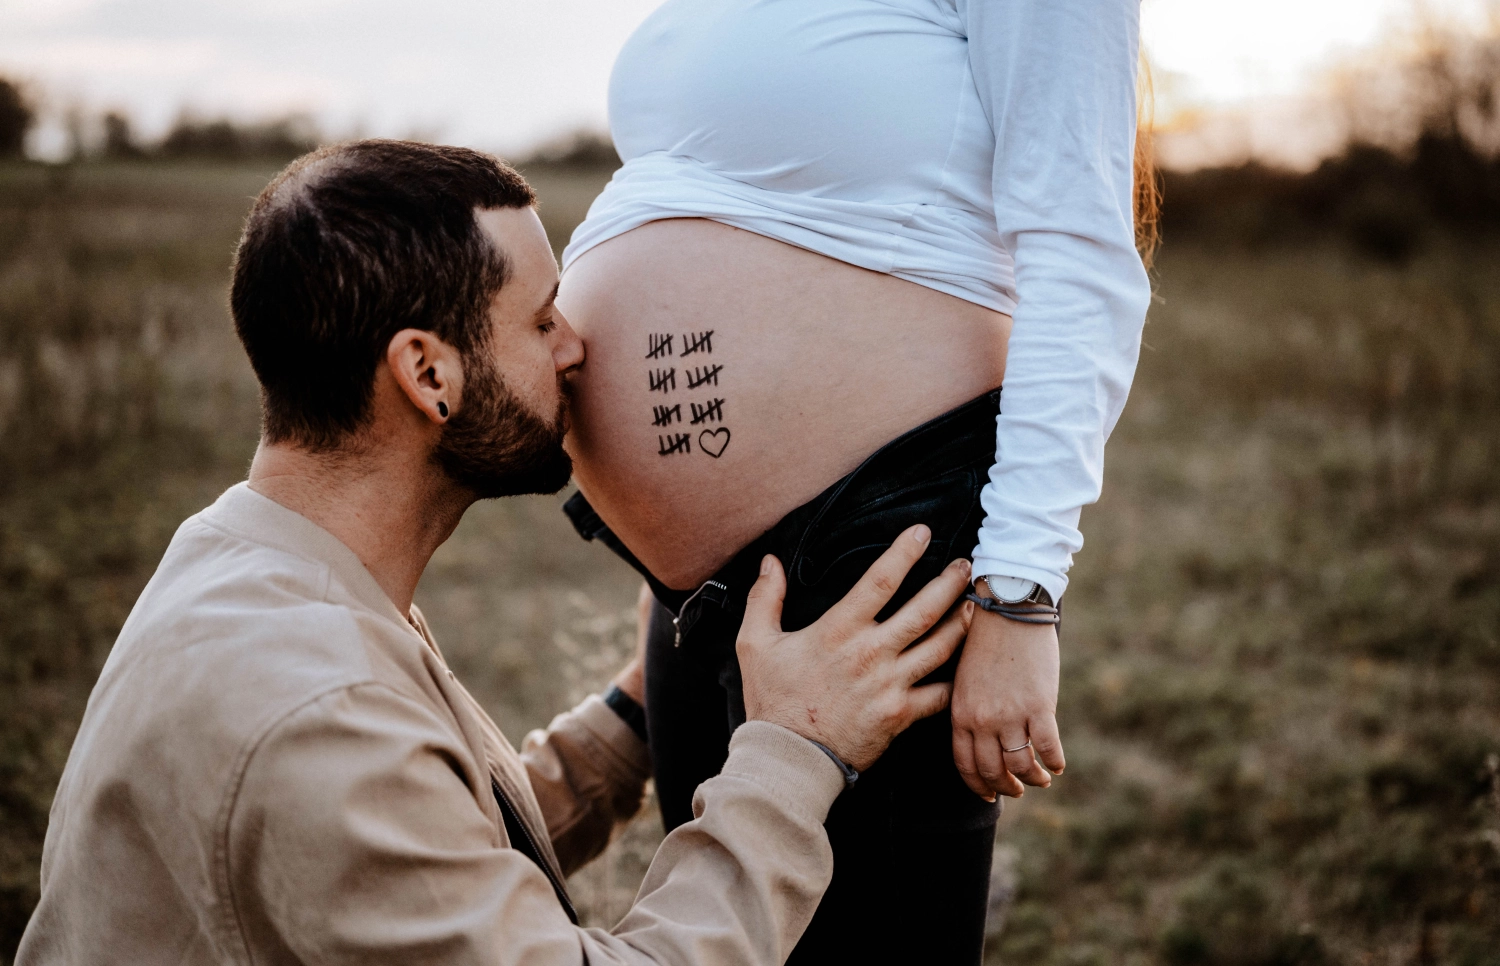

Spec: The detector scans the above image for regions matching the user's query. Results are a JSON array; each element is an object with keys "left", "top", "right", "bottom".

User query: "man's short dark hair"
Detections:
[{"left": 230, "top": 139, "right": 536, "bottom": 449}]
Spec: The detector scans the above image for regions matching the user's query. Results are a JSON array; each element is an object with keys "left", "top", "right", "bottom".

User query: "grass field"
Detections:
[{"left": 0, "top": 161, "right": 1496, "bottom": 965}]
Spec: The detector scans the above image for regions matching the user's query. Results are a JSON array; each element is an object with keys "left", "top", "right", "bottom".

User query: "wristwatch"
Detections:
[
  {"left": 978, "top": 574, "right": 1054, "bottom": 607},
  {"left": 602, "top": 684, "right": 648, "bottom": 743},
  {"left": 968, "top": 574, "right": 1060, "bottom": 625}
]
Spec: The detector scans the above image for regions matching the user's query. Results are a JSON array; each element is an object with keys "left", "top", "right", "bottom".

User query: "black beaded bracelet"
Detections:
[
  {"left": 964, "top": 592, "right": 1062, "bottom": 625},
  {"left": 602, "top": 685, "right": 649, "bottom": 744}
]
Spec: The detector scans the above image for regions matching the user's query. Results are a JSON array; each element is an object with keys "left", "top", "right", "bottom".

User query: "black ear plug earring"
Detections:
[{"left": 437, "top": 402, "right": 449, "bottom": 418}]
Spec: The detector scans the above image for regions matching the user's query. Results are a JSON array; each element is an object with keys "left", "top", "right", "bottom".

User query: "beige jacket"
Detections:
[{"left": 18, "top": 484, "right": 845, "bottom": 965}]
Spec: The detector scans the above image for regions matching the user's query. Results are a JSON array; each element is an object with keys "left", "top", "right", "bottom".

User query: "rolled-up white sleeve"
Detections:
[{"left": 960, "top": 0, "right": 1152, "bottom": 602}]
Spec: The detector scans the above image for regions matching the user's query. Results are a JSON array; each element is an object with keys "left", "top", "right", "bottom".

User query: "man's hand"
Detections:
[
  {"left": 951, "top": 606, "right": 1064, "bottom": 801},
  {"left": 737, "top": 525, "right": 972, "bottom": 772}
]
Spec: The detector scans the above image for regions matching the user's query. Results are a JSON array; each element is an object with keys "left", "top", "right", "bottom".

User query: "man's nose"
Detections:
[{"left": 553, "top": 310, "right": 586, "bottom": 373}]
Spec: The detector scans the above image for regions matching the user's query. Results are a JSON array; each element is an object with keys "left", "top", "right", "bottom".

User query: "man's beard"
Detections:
[{"left": 432, "top": 351, "right": 573, "bottom": 499}]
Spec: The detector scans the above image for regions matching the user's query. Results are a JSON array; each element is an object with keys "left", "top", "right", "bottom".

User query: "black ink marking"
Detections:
[
  {"left": 652, "top": 404, "right": 682, "bottom": 427},
  {"left": 685, "top": 364, "right": 722, "bottom": 390},
  {"left": 658, "top": 432, "right": 692, "bottom": 456},
  {"left": 689, "top": 397, "right": 725, "bottom": 425},
  {"left": 648, "top": 368, "right": 677, "bottom": 394},
  {"left": 698, "top": 427, "right": 731, "bottom": 458},
  {"left": 680, "top": 330, "right": 714, "bottom": 357},
  {"left": 646, "top": 333, "right": 674, "bottom": 360}
]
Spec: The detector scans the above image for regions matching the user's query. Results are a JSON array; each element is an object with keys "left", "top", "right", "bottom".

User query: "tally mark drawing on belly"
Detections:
[
  {"left": 646, "top": 333, "right": 674, "bottom": 360},
  {"left": 646, "top": 330, "right": 713, "bottom": 360},
  {"left": 684, "top": 365, "right": 722, "bottom": 390},
  {"left": 689, "top": 398, "right": 724, "bottom": 425},
  {"left": 679, "top": 330, "right": 714, "bottom": 356},
  {"left": 648, "top": 368, "right": 676, "bottom": 394},
  {"left": 646, "top": 331, "right": 729, "bottom": 458}
]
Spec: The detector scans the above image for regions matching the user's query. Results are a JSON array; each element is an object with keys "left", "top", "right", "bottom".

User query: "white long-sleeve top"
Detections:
[{"left": 562, "top": 0, "right": 1152, "bottom": 601}]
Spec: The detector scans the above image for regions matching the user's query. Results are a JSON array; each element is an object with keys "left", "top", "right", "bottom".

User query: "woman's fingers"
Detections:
[
  {"left": 634, "top": 582, "right": 655, "bottom": 652},
  {"left": 1028, "top": 711, "right": 1066, "bottom": 776},
  {"left": 973, "top": 732, "right": 1025, "bottom": 799},
  {"left": 952, "top": 728, "right": 992, "bottom": 800},
  {"left": 878, "top": 558, "right": 971, "bottom": 652},
  {"left": 823, "top": 525, "right": 932, "bottom": 630},
  {"left": 896, "top": 600, "right": 968, "bottom": 683},
  {"left": 1000, "top": 722, "right": 1052, "bottom": 788}
]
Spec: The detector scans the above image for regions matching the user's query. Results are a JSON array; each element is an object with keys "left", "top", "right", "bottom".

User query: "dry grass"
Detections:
[
  {"left": 997, "top": 240, "right": 1500, "bottom": 965},
  {"left": 0, "top": 160, "right": 1496, "bottom": 964}
]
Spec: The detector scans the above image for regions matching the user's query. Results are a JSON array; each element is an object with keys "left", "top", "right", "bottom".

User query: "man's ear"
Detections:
[{"left": 385, "top": 329, "right": 463, "bottom": 426}]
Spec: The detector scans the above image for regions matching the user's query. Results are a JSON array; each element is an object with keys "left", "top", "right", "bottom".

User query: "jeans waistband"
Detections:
[{"left": 564, "top": 387, "right": 1001, "bottom": 641}]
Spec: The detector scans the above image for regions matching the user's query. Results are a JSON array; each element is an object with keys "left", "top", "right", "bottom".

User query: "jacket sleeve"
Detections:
[
  {"left": 521, "top": 693, "right": 652, "bottom": 876},
  {"left": 959, "top": 0, "right": 1153, "bottom": 602},
  {"left": 228, "top": 684, "right": 845, "bottom": 966}
]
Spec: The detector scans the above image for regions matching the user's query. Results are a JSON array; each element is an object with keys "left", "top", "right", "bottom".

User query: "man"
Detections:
[{"left": 17, "top": 140, "right": 974, "bottom": 965}]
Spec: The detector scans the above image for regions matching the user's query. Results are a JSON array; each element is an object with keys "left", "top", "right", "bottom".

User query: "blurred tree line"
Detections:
[
  {"left": 3, "top": 16, "right": 1499, "bottom": 221},
  {"left": 0, "top": 74, "right": 625, "bottom": 168},
  {"left": 106, "top": 111, "right": 320, "bottom": 163},
  {"left": 1162, "top": 21, "right": 1500, "bottom": 261},
  {"left": 0, "top": 81, "right": 31, "bottom": 158},
  {"left": 0, "top": 77, "right": 319, "bottom": 163},
  {"left": 515, "top": 129, "right": 621, "bottom": 169}
]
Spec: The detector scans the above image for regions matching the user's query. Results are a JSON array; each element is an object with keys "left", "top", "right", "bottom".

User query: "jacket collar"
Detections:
[{"left": 201, "top": 482, "right": 417, "bottom": 635}]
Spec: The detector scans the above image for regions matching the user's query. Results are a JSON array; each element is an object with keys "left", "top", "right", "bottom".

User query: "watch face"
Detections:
[{"left": 985, "top": 575, "right": 1038, "bottom": 604}]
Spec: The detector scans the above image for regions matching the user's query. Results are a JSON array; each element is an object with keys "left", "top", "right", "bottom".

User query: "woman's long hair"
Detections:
[{"left": 1135, "top": 55, "right": 1162, "bottom": 269}]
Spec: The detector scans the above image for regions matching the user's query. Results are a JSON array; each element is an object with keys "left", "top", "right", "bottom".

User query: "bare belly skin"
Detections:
[{"left": 557, "top": 218, "right": 1010, "bottom": 591}]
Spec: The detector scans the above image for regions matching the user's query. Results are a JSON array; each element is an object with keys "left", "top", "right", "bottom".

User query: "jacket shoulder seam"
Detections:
[{"left": 192, "top": 514, "right": 334, "bottom": 589}]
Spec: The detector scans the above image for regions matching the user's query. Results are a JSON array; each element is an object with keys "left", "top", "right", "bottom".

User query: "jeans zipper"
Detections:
[
  {"left": 673, "top": 579, "right": 729, "bottom": 646},
  {"left": 491, "top": 777, "right": 578, "bottom": 924}
]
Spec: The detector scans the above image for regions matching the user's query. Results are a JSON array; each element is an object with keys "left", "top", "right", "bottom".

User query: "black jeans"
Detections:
[{"left": 564, "top": 389, "right": 1003, "bottom": 965}]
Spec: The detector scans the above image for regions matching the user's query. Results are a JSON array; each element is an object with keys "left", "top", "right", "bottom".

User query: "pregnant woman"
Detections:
[{"left": 557, "top": 1, "right": 1154, "bottom": 961}]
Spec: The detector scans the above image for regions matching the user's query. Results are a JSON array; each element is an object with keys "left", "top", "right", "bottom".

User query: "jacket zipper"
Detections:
[{"left": 491, "top": 777, "right": 579, "bottom": 924}]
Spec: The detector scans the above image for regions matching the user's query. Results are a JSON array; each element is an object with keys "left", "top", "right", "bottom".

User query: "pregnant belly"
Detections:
[{"left": 557, "top": 219, "right": 1009, "bottom": 591}]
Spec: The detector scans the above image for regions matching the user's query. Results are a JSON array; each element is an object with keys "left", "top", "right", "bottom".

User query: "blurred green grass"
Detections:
[{"left": 0, "top": 160, "right": 1496, "bottom": 964}]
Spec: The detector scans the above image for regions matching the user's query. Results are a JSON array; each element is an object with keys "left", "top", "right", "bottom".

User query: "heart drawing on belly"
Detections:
[{"left": 698, "top": 428, "right": 731, "bottom": 458}]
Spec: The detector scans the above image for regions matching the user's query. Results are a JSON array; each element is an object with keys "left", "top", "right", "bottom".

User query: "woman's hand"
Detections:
[
  {"left": 951, "top": 605, "right": 1064, "bottom": 800},
  {"left": 610, "top": 582, "right": 654, "bottom": 705}
]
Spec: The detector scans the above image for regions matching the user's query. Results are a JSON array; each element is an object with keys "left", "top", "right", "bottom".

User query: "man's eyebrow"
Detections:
[{"left": 534, "top": 281, "right": 560, "bottom": 318}]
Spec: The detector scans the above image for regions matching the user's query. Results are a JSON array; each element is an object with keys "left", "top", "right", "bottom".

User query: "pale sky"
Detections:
[{"left": 1, "top": 0, "right": 1494, "bottom": 161}]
